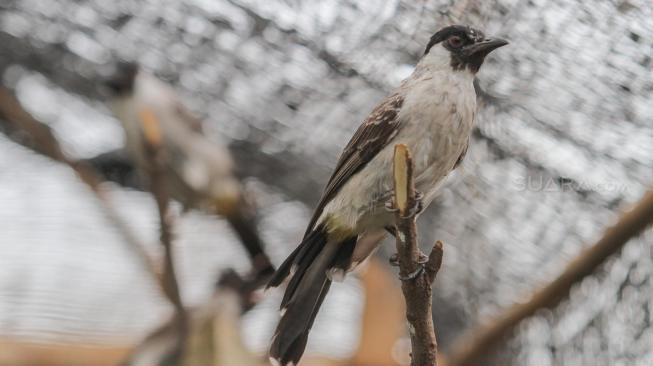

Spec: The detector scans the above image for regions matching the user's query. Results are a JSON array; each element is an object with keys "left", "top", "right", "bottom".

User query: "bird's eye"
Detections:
[{"left": 448, "top": 36, "right": 463, "bottom": 48}]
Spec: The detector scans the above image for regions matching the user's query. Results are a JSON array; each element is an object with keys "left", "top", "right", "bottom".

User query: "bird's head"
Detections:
[
  {"left": 103, "top": 61, "right": 140, "bottom": 97},
  {"left": 422, "top": 25, "right": 508, "bottom": 73}
]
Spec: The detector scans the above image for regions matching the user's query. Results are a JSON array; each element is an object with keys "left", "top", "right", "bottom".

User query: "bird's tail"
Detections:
[{"left": 267, "top": 226, "right": 356, "bottom": 366}]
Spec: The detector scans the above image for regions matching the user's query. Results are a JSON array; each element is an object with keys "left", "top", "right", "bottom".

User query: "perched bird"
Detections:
[
  {"left": 268, "top": 25, "right": 507, "bottom": 365},
  {"left": 104, "top": 62, "right": 274, "bottom": 280}
]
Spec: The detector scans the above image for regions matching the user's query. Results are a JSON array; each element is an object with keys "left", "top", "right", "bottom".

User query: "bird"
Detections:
[
  {"left": 103, "top": 62, "right": 274, "bottom": 281},
  {"left": 267, "top": 25, "right": 507, "bottom": 365}
]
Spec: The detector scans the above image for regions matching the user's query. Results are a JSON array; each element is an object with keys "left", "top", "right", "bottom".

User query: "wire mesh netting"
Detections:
[{"left": 1, "top": 0, "right": 653, "bottom": 365}]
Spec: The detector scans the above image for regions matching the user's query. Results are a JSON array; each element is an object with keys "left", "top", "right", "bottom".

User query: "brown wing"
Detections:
[{"left": 304, "top": 93, "right": 404, "bottom": 236}]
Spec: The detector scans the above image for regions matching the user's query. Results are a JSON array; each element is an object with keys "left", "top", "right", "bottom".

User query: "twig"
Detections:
[
  {"left": 224, "top": 205, "right": 276, "bottom": 285},
  {"left": 138, "top": 108, "right": 188, "bottom": 356},
  {"left": 442, "top": 188, "right": 653, "bottom": 366},
  {"left": 391, "top": 144, "right": 444, "bottom": 366},
  {"left": 0, "top": 86, "right": 162, "bottom": 287},
  {"left": 0, "top": 83, "right": 269, "bottom": 311}
]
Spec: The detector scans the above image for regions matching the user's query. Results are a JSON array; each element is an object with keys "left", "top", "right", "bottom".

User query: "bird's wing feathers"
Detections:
[{"left": 305, "top": 93, "right": 405, "bottom": 235}]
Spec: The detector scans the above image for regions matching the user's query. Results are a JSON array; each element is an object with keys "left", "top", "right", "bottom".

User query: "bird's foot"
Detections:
[
  {"left": 384, "top": 199, "right": 398, "bottom": 213},
  {"left": 397, "top": 253, "right": 429, "bottom": 281},
  {"left": 400, "top": 190, "right": 424, "bottom": 219},
  {"left": 385, "top": 191, "right": 424, "bottom": 217}
]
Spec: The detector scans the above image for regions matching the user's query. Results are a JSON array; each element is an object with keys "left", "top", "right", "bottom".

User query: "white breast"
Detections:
[
  {"left": 399, "top": 69, "right": 476, "bottom": 204},
  {"left": 319, "top": 67, "right": 477, "bottom": 234}
]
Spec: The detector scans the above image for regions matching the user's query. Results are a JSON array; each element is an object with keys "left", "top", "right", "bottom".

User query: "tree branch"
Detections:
[
  {"left": 0, "top": 86, "right": 162, "bottom": 288},
  {"left": 392, "top": 144, "right": 444, "bottom": 366},
  {"left": 442, "top": 187, "right": 653, "bottom": 366},
  {"left": 138, "top": 107, "right": 188, "bottom": 358},
  {"left": 0, "top": 82, "right": 273, "bottom": 315}
]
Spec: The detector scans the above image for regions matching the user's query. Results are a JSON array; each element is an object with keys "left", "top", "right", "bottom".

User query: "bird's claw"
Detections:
[
  {"left": 398, "top": 263, "right": 424, "bottom": 281},
  {"left": 385, "top": 200, "right": 398, "bottom": 212},
  {"left": 386, "top": 191, "right": 424, "bottom": 217},
  {"left": 414, "top": 191, "right": 424, "bottom": 201},
  {"left": 392, "top": 253, "right": 429, "bottom": 279},
  {"left": 400, "top": 191, "right": 424, "bottom": 219}
]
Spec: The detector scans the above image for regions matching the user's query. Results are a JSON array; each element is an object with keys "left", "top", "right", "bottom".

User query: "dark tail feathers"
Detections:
[{"left": 268, "top": 226, "right": 356, "bottom": 366}]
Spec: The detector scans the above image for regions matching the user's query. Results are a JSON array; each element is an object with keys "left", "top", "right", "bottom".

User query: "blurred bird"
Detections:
[
  {"left": 268, "top": 25, "right": 507, "bottom": 365},
  {"left": 104, "top": 62, "right": 274, "bottom": 280}
]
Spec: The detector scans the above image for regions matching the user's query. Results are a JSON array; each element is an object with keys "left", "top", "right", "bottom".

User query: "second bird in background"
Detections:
[{"left": 104, "top": 62, "right": 275, "bottom": 281}]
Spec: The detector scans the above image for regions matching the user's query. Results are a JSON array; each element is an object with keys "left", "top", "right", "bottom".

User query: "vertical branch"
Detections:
[
  {"left": 138, "top": 108, "right": 188, "bottom": 353},
  {"left": 392, "top": 144, "right": 444, "bottom": 366}
]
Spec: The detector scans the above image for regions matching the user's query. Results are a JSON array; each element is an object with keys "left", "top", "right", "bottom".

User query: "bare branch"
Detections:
[
  {"left": 0, "top": 82, "right": 272, "bottom": 312},
  {"left": 391, "top": 144, "right": 444, "bottom": 366},
  {"left": 442, "top": 188, "right": 653, "bottom": 366},
  {"left": 138, "top": 107, "right": 188, "bottom": 356},
  {"left": 0, "top": 86, "right": 162, "bottom": 288},
  {"left": 426, "top": 241, "right": 444, "bottom": 284}
]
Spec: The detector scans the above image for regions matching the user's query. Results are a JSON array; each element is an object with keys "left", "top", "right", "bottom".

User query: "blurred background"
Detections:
[{"left": 1, "top": 0, "right": 653, "bottom": 365}]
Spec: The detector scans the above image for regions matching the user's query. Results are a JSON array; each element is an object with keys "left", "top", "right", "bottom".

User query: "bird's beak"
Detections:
[{"left": 463, "top": 38, "right": 509, "bottom": 58}]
